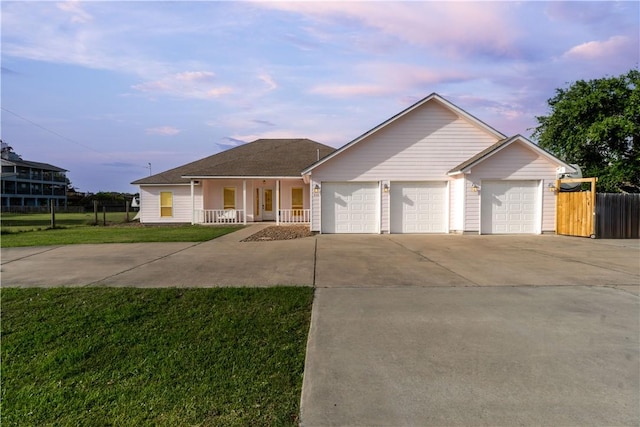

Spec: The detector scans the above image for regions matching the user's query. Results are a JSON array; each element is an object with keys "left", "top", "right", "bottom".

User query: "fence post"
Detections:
[
  {"left": 50, "top": 199, "right": 56, "bottom": 228},
  {"left": 94, "top": 200, "right": 99, "bottom": 225},
  {"left": 103, "top": 206, "right": 107, "bottom": 226},
  {"left": 125, "top": 200, "right": 130, "bottom": 222}
]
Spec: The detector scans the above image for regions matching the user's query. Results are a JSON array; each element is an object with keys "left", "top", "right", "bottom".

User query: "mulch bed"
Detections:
[{"left": 241, "top": 225, "right": 315, "bottom": 242}]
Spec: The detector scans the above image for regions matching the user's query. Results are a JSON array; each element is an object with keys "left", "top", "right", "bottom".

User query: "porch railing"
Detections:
[
  {"left": 195, "top": 209, "right": 245, "bottom": 224},
  {"left": 279, "top": 209, "right": 310, "bottom": 224}
]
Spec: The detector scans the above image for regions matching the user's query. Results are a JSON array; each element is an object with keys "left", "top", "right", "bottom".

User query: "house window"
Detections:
[
  {"left": 224, "top": 187, "right": 235, "bottom": 210},
  {"left": 160, "top": 192, "right": 173, "bottom": 217},
  {"left": 292, "top": 188, "right": 303, "bottom": 211}
]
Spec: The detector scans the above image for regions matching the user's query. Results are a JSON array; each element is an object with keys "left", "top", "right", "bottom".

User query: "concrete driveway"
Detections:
[{"left": 2, "top": 227, "right": 639, "bottom": 425}]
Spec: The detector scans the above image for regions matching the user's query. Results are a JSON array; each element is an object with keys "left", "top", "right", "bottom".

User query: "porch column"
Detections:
[
  {"left": 276, "top": 180, "right": 280, "bottom": 225},
  {"left": 190, "top": 179, "right": 195, "bottom": 225},
  {"left": 242, "top": 180, "right": 247, "bottom": 225}
]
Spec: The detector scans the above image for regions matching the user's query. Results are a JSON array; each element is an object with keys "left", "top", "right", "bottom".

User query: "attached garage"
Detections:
[
  {"left": 481, "top": 180, "right": 540, "bottom": 234},
  {"left": 390, "top": 182, "right": 447, "bottom": 233},
  {"left": 321, "top": 182, "right": 378, "bottom": 233}
]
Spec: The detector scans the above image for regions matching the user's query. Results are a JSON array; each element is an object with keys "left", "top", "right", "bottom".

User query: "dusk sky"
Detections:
[{"left": 2, "top": 1, "right": 638, "bottom": 193}]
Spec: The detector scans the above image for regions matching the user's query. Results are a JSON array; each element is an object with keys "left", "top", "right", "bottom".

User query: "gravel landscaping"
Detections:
[{"left": 242, "top": 225, "right": 315, "bottom": 241}]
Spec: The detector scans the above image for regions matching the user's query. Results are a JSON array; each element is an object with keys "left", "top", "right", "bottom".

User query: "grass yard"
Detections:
[
  {"left": 1, "top": 287, "right": 314, "bottom": 426},
  {"left": 1, "top": 212, "right": 132, "bottom": 232},
  {"left": 0, "top": 212, "right": 242, "bottom": 247},
  {"left": 0, "top": 224, "right": 242, "bottom": 247}
]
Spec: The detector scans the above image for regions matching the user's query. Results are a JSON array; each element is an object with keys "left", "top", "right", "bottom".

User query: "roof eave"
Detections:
[{"left": 181, "top": 175, "right": 305, "bottom": 180}]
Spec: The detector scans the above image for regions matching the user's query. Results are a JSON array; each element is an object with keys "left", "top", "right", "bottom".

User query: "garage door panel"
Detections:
[
  {"left": 391, "top": 182, "right": 447, "bottom": 233},
  {"left": 481, "top": 181, "right": 539, "bottom": 234},
  {"left": 322, "top": 182, "right": 378, "bottom": 233}
]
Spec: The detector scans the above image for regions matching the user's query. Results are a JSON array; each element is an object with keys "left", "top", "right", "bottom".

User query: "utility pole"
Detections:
[{"left": 148, "top": 163, "right": 152, "bottom": 176}]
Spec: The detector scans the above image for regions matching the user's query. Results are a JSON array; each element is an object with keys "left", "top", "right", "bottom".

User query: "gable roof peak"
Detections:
[{"left": 303, "top": 93, "right": 506, "bottom": 174}]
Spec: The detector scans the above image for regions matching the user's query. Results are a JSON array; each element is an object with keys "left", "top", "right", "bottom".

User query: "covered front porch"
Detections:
[{"left": 190, "top": 177, "right": 311, "bottom": 225}]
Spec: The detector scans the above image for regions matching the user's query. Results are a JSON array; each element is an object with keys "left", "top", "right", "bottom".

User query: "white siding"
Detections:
[
  {"left": 381, "top": 180, "right": 390, "bottom": 233},
  {"left": 465, "top": 142, "right": 559, "bottom": 232},
  {"left": 310, "top": 101, "right": 500, "bottom": 229},
  {"left": 450, "top": 177, "right": 465, "bottom": 232},
  {"left": 311, "top": 102, "right": 499, "bottom": 182},
  {"left": 311, "top": 178, "right": 321, "bottom": 231},
  {"left": 139, "top": 185, "right": 202, "bottom": 224}
]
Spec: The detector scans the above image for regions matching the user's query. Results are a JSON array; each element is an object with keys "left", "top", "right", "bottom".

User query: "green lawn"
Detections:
[
  {"left": 1, "top": 287, "right": 314, "bottom": 426},
  {"left": 1, "top": 224, "right": 242, "bottom": 247},
  {"left": 1, "top": 212, "right": 133, "bottom": 232},
  {"left": 1, "top": 212, "right": 243, "bottom": 247}
]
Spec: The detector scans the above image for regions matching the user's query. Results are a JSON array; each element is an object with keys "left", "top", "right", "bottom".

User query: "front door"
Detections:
[{"left": 262, "top": 188, "right": 275, "bottom": 221}]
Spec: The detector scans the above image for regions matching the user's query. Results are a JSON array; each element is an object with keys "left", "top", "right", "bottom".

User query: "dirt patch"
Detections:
[{"left": 241, "top": 225, "right": 315, "bottom": 242}]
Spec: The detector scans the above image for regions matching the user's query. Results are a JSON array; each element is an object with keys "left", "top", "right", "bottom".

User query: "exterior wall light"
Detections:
[
  {"left": 471, "top": 184, "right": 480, "bottom": 192},
  {"left": 313, "top": 184, "right": 320, "bottom": 193},
  {"left": 383, "top": 183, "right": 389, "bottom": 193},
  {"left": 548, "top": 183, "right": 556, "bottom": 192}
]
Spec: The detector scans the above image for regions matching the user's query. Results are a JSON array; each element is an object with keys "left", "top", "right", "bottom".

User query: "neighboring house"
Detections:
[
  {"left": 131, "top": 138, "right": 335, "bottom": 224},
  {"left": 1, "top": 142, "right": 68, "bottom": 208},
  {"left": 133, "top": 93, "right": 575, "bottom": 234}
]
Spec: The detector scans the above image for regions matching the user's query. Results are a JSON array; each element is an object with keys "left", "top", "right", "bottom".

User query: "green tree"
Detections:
[{"left": 532, "top": 69, "right": 640, "bottom": 192}]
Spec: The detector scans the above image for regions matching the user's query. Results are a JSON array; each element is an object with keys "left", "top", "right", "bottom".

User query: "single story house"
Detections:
[
  {"left": 132, "top": 138, "right": 336, "bottom": 225},
  {"left": 133, "top": 93, "right": 575, "bottom": 234}
]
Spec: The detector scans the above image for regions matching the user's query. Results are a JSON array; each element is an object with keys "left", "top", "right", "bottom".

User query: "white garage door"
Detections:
[
  {"left": 390, "top": 182, "right": 447, "bottom": 233},
  {"left": 481, "top": 180, "right": 539, "bottom": 234},
  {"left": 321, "top": 182, "right": 378, "bottom": 233}
]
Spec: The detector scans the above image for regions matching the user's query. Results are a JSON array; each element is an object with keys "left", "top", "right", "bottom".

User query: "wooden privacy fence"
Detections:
[
  {"left": 556, "top": 178, "right": 597, "bottom": 238},
  {"left": 596, "top": 193, "right": 640, "bottom": 238},
  {"left": 556, "top": 177, "right": 640, "bottom": 238}
]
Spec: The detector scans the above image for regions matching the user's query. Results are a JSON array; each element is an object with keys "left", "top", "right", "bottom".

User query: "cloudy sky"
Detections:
[{"left": 2, "top": 1, "right": 638, "bottom": 193}]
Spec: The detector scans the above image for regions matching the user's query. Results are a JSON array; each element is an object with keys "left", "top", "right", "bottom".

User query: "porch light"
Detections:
[
  {"left": 471, "top": 184, "right": 480, "bottom": 192},
  {"left": 383, "top": 183, "right": 389, "bottom": 193},
  {"left": 313, "top": 184, "right": 320, "bottom": 193},
  {"left": 548, "top": 183, "right": 556, "bottom": 192}
]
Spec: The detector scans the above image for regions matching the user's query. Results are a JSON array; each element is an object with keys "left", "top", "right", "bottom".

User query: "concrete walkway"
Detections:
[{"left": 2, "top": 226, "right": 639, "bottom": 425}]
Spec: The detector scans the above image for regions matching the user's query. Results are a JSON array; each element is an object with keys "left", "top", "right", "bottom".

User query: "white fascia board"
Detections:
[
  {"left": 180, "top": 175, "right": 303, "bottom": 180},
  {"left": 139, "top": 183, "right": 192, "bottom": 186}
]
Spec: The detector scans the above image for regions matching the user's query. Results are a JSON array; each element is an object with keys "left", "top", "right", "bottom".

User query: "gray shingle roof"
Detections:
[
  {"left": 132, "top": 139, "right": 335, "bottom": 185},
  {"left": 2, "top": 158, "right": 67, "bottom": 172}
]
